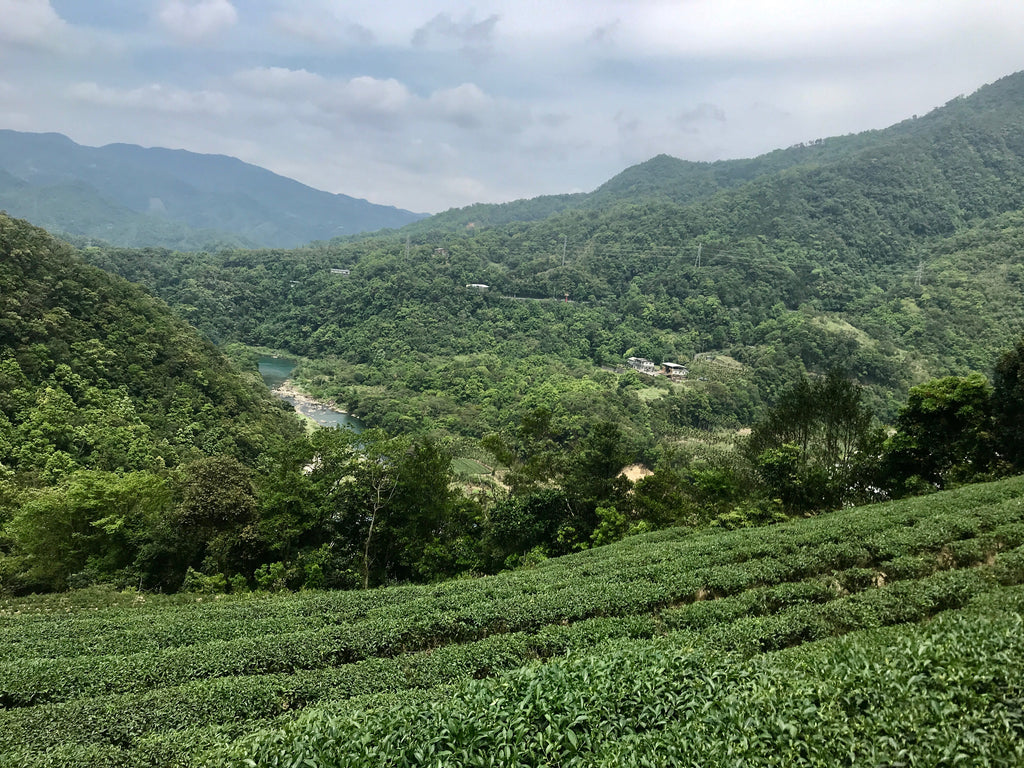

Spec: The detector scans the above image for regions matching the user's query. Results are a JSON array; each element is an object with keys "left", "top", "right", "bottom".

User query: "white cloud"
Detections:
[
  {"left": 234, "top": 68, "right": 504, "bottom": 124},
  {"left": 272, "top": 9, "right": 375, "bottom": 46},
  {"left": 341, "top": 76, "right": 411, "bottom": 117},
  {"left": 610, "top": 0, "right": 1024, "bottom": 62},
  {"left": 412, "top": 11, "right": 498, "bottom": 44},
  {"left": 68, "top": 82, "right": 229, "bottom": 115},
  {"left": 232, "top": 67, "right": 411, "bottom": 124},
  {"left": 427, "top": 83, "right": 492, "bottom": 128},
  {"left": 158, "top": 0, "right": 238, "bottom": 43},
  {"left": 232, "top": 66, "right": 325, "bottom": 98},
  {"left": 6, "top": 0, "right": 1024, "bottom": 212},
  {"left": 0, "top": 0, "right": 68, "bottom": 48}
]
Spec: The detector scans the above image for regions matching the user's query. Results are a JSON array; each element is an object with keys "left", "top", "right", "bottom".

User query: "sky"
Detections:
[{"left": 1, "top": 1, "right": 1023, "bottom": 213}]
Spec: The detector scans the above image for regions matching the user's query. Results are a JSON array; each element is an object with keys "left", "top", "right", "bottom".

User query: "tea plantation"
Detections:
[{"left": 4, "top": 477, "right": 1024, "bottom": 766}]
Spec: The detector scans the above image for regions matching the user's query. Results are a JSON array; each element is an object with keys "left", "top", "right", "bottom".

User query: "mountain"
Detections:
[
  {"left": 0, "top": 211, "right": 301, "bottom": 480},
  {"left": 81, "top": 71, "right": 1024, "bottom": 443},
  {"left": 407, "top": 71, "right": 1024, "bottom": 237},
  {"left": 0, "top": 131, "right": 426, "bottom": 249}
]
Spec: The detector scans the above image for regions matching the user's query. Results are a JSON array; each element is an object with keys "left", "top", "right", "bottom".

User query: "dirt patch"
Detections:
[{"left": 619, "top": 464, "right": 653, "bottom": 482}]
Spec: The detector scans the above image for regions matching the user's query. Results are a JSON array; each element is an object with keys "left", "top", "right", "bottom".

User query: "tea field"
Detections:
[{"left": 3, "top": 477, "right": 1024, "bottom": 766}]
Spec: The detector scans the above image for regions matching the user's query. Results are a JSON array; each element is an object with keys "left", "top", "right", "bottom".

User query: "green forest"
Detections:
[
  {"left": 5, "top": 72, "right": 1024, "bottom": 595},
  {"left": 3, "top": 69, "right": 1024, "bottom": 767}
]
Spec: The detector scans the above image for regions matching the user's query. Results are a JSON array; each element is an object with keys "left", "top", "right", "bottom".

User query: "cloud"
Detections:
[
  {"left": 411, "top": 11, "right": 499, "bottom": 54},
  {"left": 676, "top": 103, "right": 726, "bottom": 133},
  {"left": 9, "top": 0, "right": 1024, "bottom": 214},
  {"left": 0, "top": 0, "right": 68, "bottom": 48},
  {"left": 232, "top": 66, "right": 324, "bottom": 98},
  {"left": 157, "top": 0, "right": 238, "bottom": 43},
  {"left": 428, "top": 83, "right": 493, "bottom": 128},
  {"left": 68, "top": 81, "right": 229, "bottom": 115},
  {"left": 234, "top": 67, "right": 526, "bottom": 130},
  {"left": 341, "top": 76, "right": 412, "bottom": 118},
  {"left": 587, "top": 20, "right": 620, "bottom": 46},
  {"left": 232, "top": 67, "right": 411, "bottom": 123},
  {"left": 273, "top": 10, "right": 375, "bottom": 46}
]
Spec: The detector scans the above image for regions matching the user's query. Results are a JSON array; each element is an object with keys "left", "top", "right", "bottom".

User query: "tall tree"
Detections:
[
  {"left": 883, "top": 373, "right": 995, "bottom": 494},
  {"left": 992, "top": 336, "right": 1024, "bottom": 471},
  {"left": 746, "top": 370, "right": 879, "bottom": 512}
]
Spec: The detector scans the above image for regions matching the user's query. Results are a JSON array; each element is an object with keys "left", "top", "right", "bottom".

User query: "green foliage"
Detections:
[
  {"left": 884, "top": 372, "right": 996, "bottom": 493},
  {"left": 0, "top": 213, "right": 300, "bottom": 478},
  {"left": 0, "top": 213, "right": 302, "bottom": 592},
  {"left": 3, "top": 471, "right": 170, "bottom": 593},
  {"left": 993, "top": 335, "right": 1024, "bottom": 470},
  {"left": 746, "top": 370, "right": 882, "bottom": 512},
  {"left": 3, "top": 476, "right": 1024, "bottom": 767},
  {"left": 221, "top": 586, "right": 1024, "bottom": 768},
  {"left": 254, "top": 428, "right": 475, "bottom": 589}
]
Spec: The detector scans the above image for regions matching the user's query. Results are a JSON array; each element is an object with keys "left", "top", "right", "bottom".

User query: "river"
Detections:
[{"left": 257, "top": 356, "right": 363, "bottom": 431}]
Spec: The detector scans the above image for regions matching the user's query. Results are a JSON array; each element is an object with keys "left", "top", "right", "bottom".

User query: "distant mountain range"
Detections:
[{"left": 0, "top": 130, "right": 426, "bottom": 249}]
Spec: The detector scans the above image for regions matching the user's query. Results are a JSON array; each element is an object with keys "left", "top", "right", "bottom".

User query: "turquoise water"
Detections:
[
  {"left": 280, "top": 396, "right": 363, "bottom": 431},
  {"left": 257, "top": 356, "right": 296, "bottom": 389},
  {"left": 257, "top": 356, "right": 363, "bottom": 431}
]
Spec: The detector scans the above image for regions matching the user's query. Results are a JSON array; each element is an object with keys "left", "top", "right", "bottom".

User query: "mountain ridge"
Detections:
[
  {"left": 0, "top": 130, "right": 427, "bottom": 249},
  {"left": 405, "top": 70, "right": 1024, "bottom": 237}
]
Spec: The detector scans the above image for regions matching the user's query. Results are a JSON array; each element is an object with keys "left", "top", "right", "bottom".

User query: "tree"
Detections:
[
  {"left": 992, "top": 336, "right": 1024, "bottom": 471},
  {"left": 3, "top": 470, "right": 169, "bottom": 592},
  {"left": 156, "top": 455, "right": 259, "bottom": 585},
  {"left": 883, "top": 373, "right": 995, "bottom": 494},
  {"left": 746, "top": 370, "right": 880, "bottom": 513}
]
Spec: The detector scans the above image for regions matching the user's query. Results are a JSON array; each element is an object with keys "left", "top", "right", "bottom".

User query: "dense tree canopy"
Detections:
[{"left": 7, "top": 72, "right": 1024, "bottom": 595}]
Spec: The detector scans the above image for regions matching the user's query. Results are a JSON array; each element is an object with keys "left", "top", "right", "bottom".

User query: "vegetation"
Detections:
[
  {"left": 0, "top": 129, "right": 425, "bottom": 250},
  {"left": 6, "top": 70, "right": 1024, "bottom": 765},
  {"left": 2, "top": 477, "right": 1024, "bottom": 765},
  {"left": 0, "top": 213, "right": 302, "bottom": 592},
  {"left": 81, "top": 74, "right": 1024, "bottom": 448},
  {"left": 9, "top": 72, "right": 1024, "bottom": 592}
]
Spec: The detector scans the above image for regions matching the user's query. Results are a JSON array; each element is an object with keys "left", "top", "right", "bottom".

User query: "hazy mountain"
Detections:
[
  {"left": 0, "top": 131, "right": 426, "bottom": 249},
  {"left": 407, "top": 71, "right": 1024, "bottom": 237}
]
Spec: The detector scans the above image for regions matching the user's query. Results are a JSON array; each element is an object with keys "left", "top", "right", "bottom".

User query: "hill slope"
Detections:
[
  {"left": 0, "top": 130, "right": 426, "bottom": 248},
  {"left": 0, "top": 212, "right": 300, "bottom": 478},
  {"left": 409, "top": 71, "right": 1024, "bottom": 235},
  {"left": 3, "top": 476, "right": 1024, "bottom": 765},
  {"left": 81, "top": 72, "right": 1024, "bottom": 440}
]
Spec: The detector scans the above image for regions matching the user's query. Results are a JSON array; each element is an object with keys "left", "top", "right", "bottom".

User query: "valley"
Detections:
[{"left": 3, "top": 67, "right": 1024, "bottom": 766}]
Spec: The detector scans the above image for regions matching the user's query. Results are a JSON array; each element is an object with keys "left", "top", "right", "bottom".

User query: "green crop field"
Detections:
[{"left": 3, "top": 477, "right": 1024, "bottom": 766}]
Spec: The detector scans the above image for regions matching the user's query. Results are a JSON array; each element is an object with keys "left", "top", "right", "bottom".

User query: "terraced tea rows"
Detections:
[{"left": 2, "top": 476, "right": 1024, "bottom": 766}]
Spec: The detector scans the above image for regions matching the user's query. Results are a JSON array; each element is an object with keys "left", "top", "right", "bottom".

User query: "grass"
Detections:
[{"left": 452, "top": 457, "right": 493, "bottom": 476}]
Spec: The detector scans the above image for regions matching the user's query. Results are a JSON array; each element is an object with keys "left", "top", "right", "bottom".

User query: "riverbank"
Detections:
[
  {"left": 271, "top": 380, "right": 363, "bottom": 431},
  {"left": 271, "top": 381, "right": 338, "bottom": 410}
]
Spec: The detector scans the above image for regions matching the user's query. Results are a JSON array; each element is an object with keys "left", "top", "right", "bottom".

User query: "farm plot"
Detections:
[{"left": 2, "top": 476, "right": 1024, "bottom": 766}]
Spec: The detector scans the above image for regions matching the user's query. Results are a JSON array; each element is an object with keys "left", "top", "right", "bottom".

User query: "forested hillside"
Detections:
[
  {"left": 0, "top": 213, "right": 303, "bottom": 592},
  {"left": 7, "top": 71, "right": 1024, "bottom": 599},
  {"left": 87, "top": 72, "right": 1024, "bottom": 438},
  {"left": 0, "top": 130, "right": 426, "bottom": 249}
]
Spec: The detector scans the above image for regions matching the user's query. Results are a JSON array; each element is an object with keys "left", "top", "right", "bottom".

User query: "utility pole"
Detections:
[
  {"left": 694, "top": 242, "right": 703, "bottom": 268},
  {"left": 915, "top": 259, "right": 924, "bottom": 288},
  {"left": 405, "top": 235, "right": 410, "bottom": 260},
  {"left": 561, "top": 235, "right": 568, "bottom": 267}
]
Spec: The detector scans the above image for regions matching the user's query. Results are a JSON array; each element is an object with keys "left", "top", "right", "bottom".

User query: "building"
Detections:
[
  {"left": 466, "top": 283, "right": 489, "bottom": 291},
  {"left": 626, "top": 357, "right": 659, "bottom": 375},
  {"left": 662, "top": 362, "right": 688, "bottom": 378}
]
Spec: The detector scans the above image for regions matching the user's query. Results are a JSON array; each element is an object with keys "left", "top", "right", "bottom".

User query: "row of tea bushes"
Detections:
[
  {"left": 4, "top": 552, "right": 1023, "bottom": 764},
  {"left": 218, "top": 586, "right": 1024, "bottom": 768}
]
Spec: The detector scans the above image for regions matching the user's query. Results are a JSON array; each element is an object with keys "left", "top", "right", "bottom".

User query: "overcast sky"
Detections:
[{"left": 1, "top": 1, "right": 1023, "bottom": 213}]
